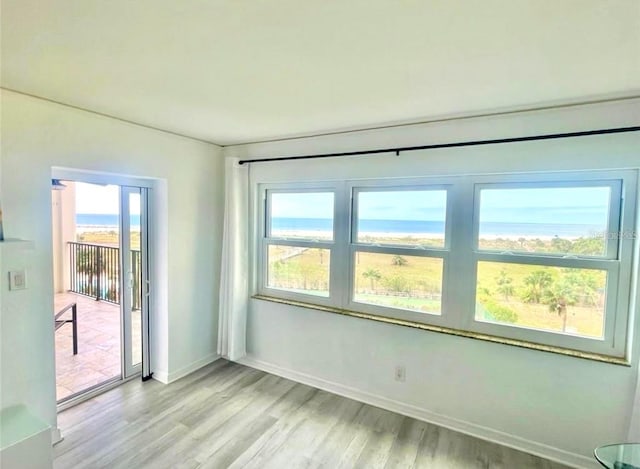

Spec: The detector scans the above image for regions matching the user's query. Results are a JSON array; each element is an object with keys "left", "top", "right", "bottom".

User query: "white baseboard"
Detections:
[
  {"left": 153, "top": 369, "right": 169, "bottom": 384},
  {"left": 51, "top": 427, "right": 63, "bottom": 445},
  {"left": 154, "top": 353, "right": 221, "bottom": 384},
  {"left": 238, "top": 355, "right": 597, "bottom": 469}
]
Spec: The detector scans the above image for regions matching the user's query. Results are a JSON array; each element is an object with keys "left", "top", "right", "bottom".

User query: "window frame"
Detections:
[
  {"left": 473, "top": 179, "right": 622, "bottom": 260},
  {"left": 258, "top": 183, "right": 340, "bottom": 306},
  {"left": 463, "top": 173, "right": 635, "bottom": 357},
  {"left": 347, "top": 181, "right": 454, "bottom": 326},
  {"left": 256, "top": 169, "right": 638, "bottom": 359}
]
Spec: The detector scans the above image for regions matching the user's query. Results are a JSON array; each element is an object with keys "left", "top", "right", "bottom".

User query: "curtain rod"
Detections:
[{"left": 237, "top": 126, "right": 640, "bottom": 165}]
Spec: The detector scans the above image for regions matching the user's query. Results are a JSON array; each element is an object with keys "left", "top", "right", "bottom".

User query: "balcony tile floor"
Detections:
[{"left": 54, "top": 292, "right": 141, "bottom": 401}]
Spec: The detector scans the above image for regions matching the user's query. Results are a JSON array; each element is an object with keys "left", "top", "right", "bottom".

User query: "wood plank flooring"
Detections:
[{"left": 54, "top": 360, "right": 570, "bottom": 469}]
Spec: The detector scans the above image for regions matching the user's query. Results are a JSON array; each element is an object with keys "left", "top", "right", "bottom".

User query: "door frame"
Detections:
[
  {"left": 120, "top": 186, "right": 150, "bottom": 379},
  {"left": 52, "top": 168, "right": 154, "bottom": 410}
]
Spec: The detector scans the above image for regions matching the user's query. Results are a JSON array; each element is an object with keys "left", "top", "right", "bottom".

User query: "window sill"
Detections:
[{"left": 252, "top": 294, "right": 630, "bottom": 366}]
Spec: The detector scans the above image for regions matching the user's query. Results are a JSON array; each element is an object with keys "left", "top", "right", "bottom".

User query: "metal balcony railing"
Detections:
[{"left": 68, "top": 242, "right": 141, "bottom": 310}]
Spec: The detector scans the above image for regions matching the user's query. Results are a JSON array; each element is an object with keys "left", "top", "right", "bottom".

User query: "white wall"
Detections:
[
  {"left": 225, "top": 98, "right": 640, "bottom": 468},
  {"left": 0, "top": 90, "right": 224, "bottom": 437},
  {"left": 51, "top": 181, "right": 76, "bottom": 293}
]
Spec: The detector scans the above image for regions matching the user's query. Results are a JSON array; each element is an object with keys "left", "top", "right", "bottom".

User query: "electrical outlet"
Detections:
[
  {"left": 394, "top": 365, "right": 406, "bottom": 382},
  {"left": 9, "top": 270, "right": 27, "bottom": 290}
]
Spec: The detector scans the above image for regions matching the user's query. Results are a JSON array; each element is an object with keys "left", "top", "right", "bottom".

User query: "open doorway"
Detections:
[{"left": 51, "top": 178, "right": 150, "bottom": 404}]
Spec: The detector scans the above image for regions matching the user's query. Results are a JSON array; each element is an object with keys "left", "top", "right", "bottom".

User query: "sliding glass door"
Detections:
[
  {"left": 52, "top": 177, "right": 151, "bottom": 405},
  {"left": 120, "top": 186, "right": 149, "bottom": 379}
]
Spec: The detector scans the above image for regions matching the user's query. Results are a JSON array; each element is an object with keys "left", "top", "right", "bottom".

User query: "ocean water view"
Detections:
[
  {"left": 77, "top": 213, "right": 140, "bottom": 229},
  {"left": 271, "top": 217, "right": 605, "bottom": 239},
  {"left": 78, "top": 214, "right": 606, "bottom": 239}
]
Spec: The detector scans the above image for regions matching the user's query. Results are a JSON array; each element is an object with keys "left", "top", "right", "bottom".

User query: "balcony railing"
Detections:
[{"left": 68, "top": 242, "right": 141, "bottom": 310}]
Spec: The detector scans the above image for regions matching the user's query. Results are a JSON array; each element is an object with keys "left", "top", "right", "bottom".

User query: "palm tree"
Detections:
[
  {"left": 391, "top": 255, "right": 408, "bottom": 266},
  {"left": 543, "top": 272, "right": 587, "bottom": 333},
  {"left": 495, "top": 269, "right": 514, "bottom": 300},
  {"left": 362, "top": 268, "right": 382, "bottom": 291},
  {"left": 544, "top": 281, "right": 576, "bottom": 333},
  {"left": 521, "top": 270, "right": 553, "bottom": 303},
  {"left": 76, "top": 246, "right": 107, "bottom": 298}
]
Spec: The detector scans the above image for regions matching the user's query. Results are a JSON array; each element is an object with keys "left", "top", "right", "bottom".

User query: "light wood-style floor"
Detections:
[{"left": 54, "top": 360, "right": 570, "bottom": 469}]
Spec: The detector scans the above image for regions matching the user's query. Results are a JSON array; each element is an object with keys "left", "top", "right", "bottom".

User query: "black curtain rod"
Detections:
[{"left": 237, "top": 126, "right": 640, "bottom": 165}]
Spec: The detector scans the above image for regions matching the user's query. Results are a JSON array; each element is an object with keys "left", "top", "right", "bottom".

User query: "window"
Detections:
[
  {"left": 261, "top": 189, "right": 335, "bottom": 301},
  {"left": 473, "top": 182, "right": 620, "bottom": 342},
  {"left": 350, "top": 187, "right": 448, "bottom": 318},
  {"left": 257, "top": 171, "right": 637, "bottom": 359}
]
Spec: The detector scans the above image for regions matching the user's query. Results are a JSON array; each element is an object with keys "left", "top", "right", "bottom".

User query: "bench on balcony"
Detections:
[{"left": 55, "top": 302, "right": 78, "bottom": 355}]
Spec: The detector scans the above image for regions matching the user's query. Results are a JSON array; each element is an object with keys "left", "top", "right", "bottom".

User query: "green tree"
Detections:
[
  {"left": 542, "top": 269, "right": 601, "bottom": 332},
  {"left": 495, "top": 269, "right": 514, "bottom": 300},
  {"left": 572, "top": 237, "right": 605, "bottom": 256},
  {"left": 76, "top": 248, "right": 107, "bottom": 298},
  {"left": 391, "top": 255, "right": 408, "bottom": 266},
  {"left": 482, "top": 300, "right": 519, "bottom": 324},
  {"left": 383, "top": 275, "right": 411, "bottom": 294},
  {"left": 560, "top": 269, "right": 599, "bottom": 306},
  {"left": 270, "top": 260, "right": 287, "bottom": 288},
  {"left": 362, "top": 268, "right": 382, "bottom": 291},
  {"left": 550, "top": 236, "right": 572, "bottom": 254},
  {"left": 521, "top": 270, "right": 553, "bottom": 303},
  {"left": 543, "top": 279, "right": 577, "bottom": 333}
]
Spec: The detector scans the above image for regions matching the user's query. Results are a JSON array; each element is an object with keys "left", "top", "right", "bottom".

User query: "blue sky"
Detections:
[
  {"left": 272, "top": 187, "right": 610, "bottom": 225},
  {"left": 359, "top": 190, "right": 447, "bottom": 220},
  {"left": 271, "top": 192, "right": 334, "bottom": 219},
  {"left": 479, "top": 187, "right": 610, "bottom": 224}
]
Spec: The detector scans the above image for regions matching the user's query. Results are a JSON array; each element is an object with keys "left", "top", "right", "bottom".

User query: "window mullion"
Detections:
[
  {"left": 351, "top": 244, "right": 448, "bottom": 258},
  {"left": 445, "top": 180, "right": 476, "bottom": 329},
  {"left": 605, "top": 180, "right": 623, "bottom": 259},
  {"left": 473, "top": 252, "right": 619, "bottom": 270},
  {"left": 266, "top": 239, "right": 334, "bottom": 249},
  {"left": 332, "top": 181, "right": 351, "bottom": 308}
]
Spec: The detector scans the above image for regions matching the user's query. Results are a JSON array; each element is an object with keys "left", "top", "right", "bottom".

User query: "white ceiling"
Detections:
[{"left": 2, "top": 0, "right": 639, "bottom": 145}]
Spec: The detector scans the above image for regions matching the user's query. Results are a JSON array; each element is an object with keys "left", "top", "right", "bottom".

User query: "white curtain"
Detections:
[
  {"left": 629, "top": 363, "right": 640, "bottom": 441},
  {"left": 217, "top": 157, "right": 249, "bottom": 361}
]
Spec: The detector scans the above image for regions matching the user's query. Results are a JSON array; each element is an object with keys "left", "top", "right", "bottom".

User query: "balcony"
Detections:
[{"left": 54, "top": 242, "right": 142, "bottom": 401}]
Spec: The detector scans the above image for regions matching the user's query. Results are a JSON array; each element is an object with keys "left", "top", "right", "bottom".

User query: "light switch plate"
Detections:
[{"left": 9, "top": 270, "right": 27, "bottom": 290}]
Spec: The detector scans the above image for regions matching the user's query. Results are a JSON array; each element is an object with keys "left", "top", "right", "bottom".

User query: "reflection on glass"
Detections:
[
  {"left": 270, "top": 192, "right": 334, "bottom": 240},
  {"left": 267, "top": 246, "right": 330, "bottom": 296},
  {"left": 475, "top": 261, "right": 606, "bottom": 338},
  {"left": 478, "top": 186, "right": 611, "bottom": 256},
  {"left": 353, "top": 252, "right": 443, "bottom": 314},
  {"left": 356, "top": 190, "right": 447, "bottom": 248}
]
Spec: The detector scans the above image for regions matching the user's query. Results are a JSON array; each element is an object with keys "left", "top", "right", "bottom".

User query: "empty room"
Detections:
[{"left": 1, "top": 1, "right": 639, "bottom": 468}]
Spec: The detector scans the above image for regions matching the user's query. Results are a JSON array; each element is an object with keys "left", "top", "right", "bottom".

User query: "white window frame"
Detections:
[
  {"left": 347, "top": 181, "right": 454, "bottom": 327},
  {"left": 462, "top": 172, "right": 635, "bottom": 357},
  {"left": 258, "top": 183, "right": 340, "bottom": 307},
  {"left": 256, "top": 169, "right": 638, "bottom": 359}
]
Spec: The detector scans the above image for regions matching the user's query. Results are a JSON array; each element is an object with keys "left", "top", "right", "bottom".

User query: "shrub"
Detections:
[{"left": 482, "top": 300, "right": 519, "bottom": 324}]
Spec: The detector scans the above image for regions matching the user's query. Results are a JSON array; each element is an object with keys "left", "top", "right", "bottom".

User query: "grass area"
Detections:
[
  {"left": 82, "top": 230, "right": 606, "bottom": 337},
  {"left": 77, "top": 230, "right": 140, "bottom": 249},
  {"left": 268, "top": 244, "right": 606, "bottom": 338},
  {"left": 268, "top": 246, "right": 330, "bottom": 293},
  {"left": 476, "top": 261, "right": 605, "bottom": 337},
  {"left": 354, "top": 252, "right": 443, "bottom": 293}
]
